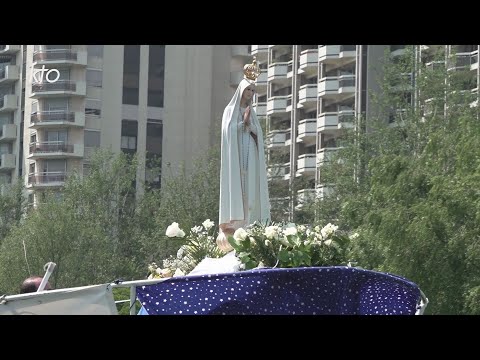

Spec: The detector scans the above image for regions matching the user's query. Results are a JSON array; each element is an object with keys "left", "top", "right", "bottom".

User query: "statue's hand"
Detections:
[{"left": 243, "top": 106, "right": 251, "bottom": 125}]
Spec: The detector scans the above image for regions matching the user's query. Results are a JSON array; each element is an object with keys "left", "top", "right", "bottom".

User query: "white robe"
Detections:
[{"left": 218, "top": 79, "right": 271, "bottom": 231}]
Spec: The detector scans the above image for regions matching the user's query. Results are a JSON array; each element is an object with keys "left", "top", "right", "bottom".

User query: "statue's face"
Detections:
[{"left": 242, "top": 85, "right": 256, "bottom": 103}]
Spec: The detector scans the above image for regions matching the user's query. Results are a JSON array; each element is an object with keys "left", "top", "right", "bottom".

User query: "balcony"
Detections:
[
  {"left": 296, "top": 119, "right": 316, "bottom": 144},
  {"left": 32, "top": 49, "right": 88, "bottom": 67},
  {"left": 0, "top": 45, "right": 20, "bottom": 54},
  {"left": 316, "top": 184, "right": 334, "bottom": 200},
  {"left": 318, "top": 75, "right": 355, "bottom": 100},
  {"left": 318, "top": 77, "right": 339, "bottom": 98},
  {"left": 319, "top": 45, "right": 356, "bottom": 66},
  {"left": 337, "top": 109, "right": 355, "bottom": 129},
  {"left": 0, "top": 124, "right": 17, "bottom": 142},
  {"left": 296, "top": 153, "right": 316, "bottom": 176},
  {"left": 298, "top": 84, "right": 317, "bottom": 108},
  {"left": 267, "top": 95, "right": 289, "bottom": 115},
  {"left": 251, "top": 45, "right": 268, "bottom": 61},
  {"left": 231, "top": 45, "right": 251, "bottom": 58},
  {"left": 28, "top": 141, "right": 84, "bottom": 159},
  {"left": 266, "top": 130, "right": 288, "bottom": 148},
  {"left": 425, "top": 61, "right": 445, "bottom": 71},
  {"left": 298, "top": 49, "right": 318, "bottom": 75},
  {"left": 447, "top": 51, "right": 480, "bottom": 72},
  {"left": 267, "top": 62, "right": 289, "bottom": 83},
  {"left": 0, "top": 94, "right": 17, "bottom": 113},
  {"left": 390, "top": 45, "right": 406, "bottom": 57},
  {"left": 0, "top": 65, "right": 19, "bottom": 85},
  {"left": 318, "top": 45, "right": 340, "bottom": 63},
  {"left": 317, "top": 147, "right": 338, "bottom": 165},
  {"left": 230, "top": 70, "right": 244, "bottom": 86},
  {"left": 295, "top": 188, "right": 316, "bottom": 209},
  {"left": 27, "top": 171, "right": 67, "bottom": 188},
  {"left": 267, "top": 163, "right": 289, "bottom": 179},
  {"left": 255, "top": 69, "right": 268, "bottom": 95},
  {"left": 30, "top": 111, "right": 85, "bottom": 129},
  {"left": 30, "top": 80, "right": 86, "bottom": 98},
  {"left": 252, "top": 102, "right": 266, "bottom": 117},
  {"left": 339, "top": 75, "right": 355, "bottom": 93},
  {"left": 339, "top": 45, "right": 356, "bottom": 60},
  {"left": 318, "top": 112, "right": 339, "bottom": 133},
  {"left": 0, "top": 153, "right": 15, "bottom": 172},
  {"left": 471, "top": 50, "right": 478, "bottom": 71}
]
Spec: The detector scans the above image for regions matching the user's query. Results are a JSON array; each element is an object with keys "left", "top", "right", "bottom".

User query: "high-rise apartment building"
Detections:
[
  {"left": 250, "top": 45, "right": 479, "bottom": 221},
  {"left": 0, "top": 45, "right": 251, "bottom": 203}
]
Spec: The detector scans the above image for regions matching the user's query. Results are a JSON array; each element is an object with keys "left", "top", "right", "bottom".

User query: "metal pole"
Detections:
[{"left": 129, "top": 285, "right": 136, "bottom": 315}]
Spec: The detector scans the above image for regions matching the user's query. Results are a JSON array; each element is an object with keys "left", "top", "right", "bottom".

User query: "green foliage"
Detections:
[
  {"left": 138, "top": 146, "right": 221, "bottom": 268},
  {"left": 113, "top": 287, "right": 142, "bottom": 315},
  {"left": 311, "top": 46, "right": 480, "bottom": 314},
  {"left": 0, "top": 180, "right": 27, "bottom": 247},
  {"left": 0, "top": 144, "right": 223, "bottom": 296},
  {"left": 227, "top": 222, "right": 354, "bottom": 270},
  {"left": 0, "top": 150, "right": 145, "bottom": 294},
  {"left": 148, "top": 220, "right": 225, "bottom": 277}
]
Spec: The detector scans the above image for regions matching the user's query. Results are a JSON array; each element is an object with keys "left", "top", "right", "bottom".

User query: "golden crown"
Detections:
[{"left": 243, "top": 56, "right": 261, "bottom": 81}]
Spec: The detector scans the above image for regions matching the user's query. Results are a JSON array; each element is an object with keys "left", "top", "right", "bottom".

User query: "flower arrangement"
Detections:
[
  {"left": 147, "top": 219, "right": 358, "bottom": 278},
  {"left": 147, "top": 219, "right": 225, "bottom": 279},
  {"left": 227, "top": 222, "right": 357, "bottom": 270}
]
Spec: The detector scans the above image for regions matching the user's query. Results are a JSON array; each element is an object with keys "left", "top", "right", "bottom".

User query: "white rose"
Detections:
[
  {"left": 284, "top": 226, "right": 297, "bottom": 237},
  {"left": 177, "top": 245, "right": 187, "bottom": 259},
  {"left": 324, "top": 239, "right": 333, "bottom": 246},
  {"left": 264, "top": 225, "right": 279, "bottom": 239},
  {"left": 191, "top": 225, "right": 203, "bottom": 234},
  {"left": 321, "top": 223, "right": 338, "bottom": 238},
  {"left": 233, "top": 228, "right": 248, "bottom": 242},
  {"left": 202, "top": 219, "right": 215, "bottom": 230},
  {"left": 166, "top": 222, "right": 186, "bottom": 238}
]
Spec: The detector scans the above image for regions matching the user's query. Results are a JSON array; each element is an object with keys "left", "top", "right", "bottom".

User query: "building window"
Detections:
[
  {"left": 42, "top": 98, "right": 69, "bottom": 112},
  {"left": 122, "top": 45, "right": 140, "bottom": 105},
  {"left": 46, "top": 130, "right": 68, "bottom": 143},
  {"left": 43, "top": 159, "right": 67, "bottom": 173},
  {"left": 84, "top": 130, "right": 101, "bottom": 147},
  {"left": 87, "top": 45, "right": 104, "bottom": 58},
  {"left": 148, "top": 45, "right": 165, "bottom": 107},
  {"left": 121, "top": 119, "right": 138, "bottom": 154},
  {"left": 86, "top": 68, "right": 103, "bottom": 88},
  {"left": 85, "top": 98, "right": 101, "bottom": 117},
  {"left": 146, "top": 120, "right": 163, "bottom": 188}
]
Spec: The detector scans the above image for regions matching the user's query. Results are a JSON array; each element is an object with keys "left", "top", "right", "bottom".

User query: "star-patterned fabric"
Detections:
[{"left": 136, "top": 267, "right": 422, "bottom": 315}]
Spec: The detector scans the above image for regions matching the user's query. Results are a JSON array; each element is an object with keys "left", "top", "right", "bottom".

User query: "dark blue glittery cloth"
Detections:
[{"left": 136, "top": 266, "right": 422, "bottom": 315}]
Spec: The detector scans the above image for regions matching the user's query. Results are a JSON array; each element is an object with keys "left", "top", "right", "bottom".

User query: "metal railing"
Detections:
[
  {"left": 32, "top": 80, "right": 76, "bottom": 93},
  {"left": 33, "top": 49, "right": 78, "bottom": 62},
  {"left": 29, "top": 141, "right": 73, "bottom": 154},
  {"left": 28, "top": 171, "right": 67, "bottom": 185},
  {"left": 31, "top": 111, "right": 74, "bottom": 123}
]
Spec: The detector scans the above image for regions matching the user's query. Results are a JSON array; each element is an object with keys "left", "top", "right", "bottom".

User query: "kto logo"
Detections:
[{"left": 32, "top": 65, "right": 60, "bottom": 83}]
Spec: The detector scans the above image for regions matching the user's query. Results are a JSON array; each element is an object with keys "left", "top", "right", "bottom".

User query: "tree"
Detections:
[
  {"left": 137, "top": 145, "right": 222, "bottom": 267},
  {"left": 0, "top": 149, "right": 145, "bottom": 294},
  {"left": 311, "top": 45, "right": 480, "bottom": 314},
  {"left": 0, "top": 180, "right": 27, "bottom": 246}
]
